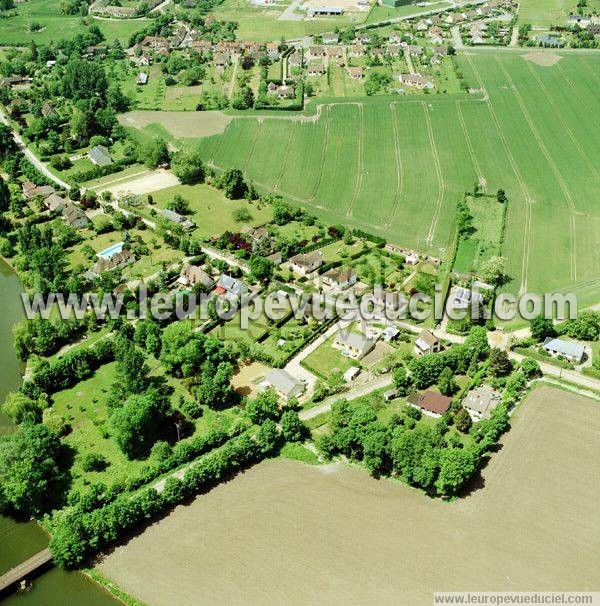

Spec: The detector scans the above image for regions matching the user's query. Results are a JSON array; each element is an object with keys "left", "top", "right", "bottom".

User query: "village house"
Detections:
[
  {"left": 265, "top": 369, "right": 305, "bottom": 400},
  {"left": 62, "top": 203, "right": 89, "bottom": 229},
  {"left": 214, "top": 53, "right": 229, "bottom": 70},
  {"left": 191, "top": 39, "right": 212, "bottom": 53},
  {"left": 177, "top": 263, "right": 214, "bottom": 290},
  {"left": 159, "top": 208, "right": 195, "bottom": 230},
  {"left": 371, "top": 289, "right": 407, "bottom": 317},
  {"left": 322, "top": 266, "right": 357, "bottom": 290},
  {"left": 322, "top": 32, "right": 339, "bottom": 44},
  {"left": 434, "top": 45, "right": 449, "bottom": 56},
  {"left": 347, "top": 66, "right": 364, "bottom": 80},
  {"left": 288, "top": 51, "right": 303, "bottom": 67},
  {"left": 266, "top": 41, "right": 280, "bottom": 59},
  {"left": 41, "top": 102, "right": 55, "bottom": 118},
  {"left": 348, "top": 44, "right": 366, "bottom": 57},
  {"left": 450, "top": 286, "right": 484, "bottom": 310},
  {"left": 416, "top": 19, "right": 428, "bottom": 31},
  {"left": 267, "top": 83, "right": 295, "bottom": 99},
  {"left": 405, "top": 251, "right": 419, "bottom": 265},
  {"left": 333, "top": 330, "right": 375, "bottom": 360},
  {"left": 86, "top": 249, "right": 135, "bottom": 280},
  {"left": 388, "top": 45, "right": 402, "bottom": 57},
  {"left": 307, "top": 62, "right": 326, "bottom": 77},
  {"left": 382, "top": 326, "right": 400, "bottom": 342},
  {"left": 429, "top": 31, "right": 444, "bottom": 45},
  {"left": 413, "top": 329, "right": 442, "bottom": 357},
  {"left": 388, "top": 32, "right": 402, "bottom": 45},
  {"left": 216, "top": 274, "right": 247, "bottom": 298},
  {"left": 355, "top": 33, "right": 371, "bottom": 44},
  {"left": 445, "top": 12, "right": 466, "bottom": 24},
  {"left": 542, "top": 338, "right": 586, "bottom": 364},
  {"left": 399, "top": 73, "right": 435, "bottom": 90},
  {"left": 326, "top": 45, "right": 343, "bottom": 59},
  {"left": 22, "top": 181, "right": 55, "bottom": 200},
  {"left": 407, "top": 391, "right": 452, "bottom": 418},
  {"left": 44, "top": 193, "right": 66, "bottom": 213},
  {"left": 140, "top": 36, "right": 171, "bottom": 52},
  {"left": 462, "top": 385, "right": 501, "bottom": 420},
  {"left": 88, "top": 145, "right": 112, "bottom": 167},
  {"left": 308, "top": 45, "right": 327, "bottom": 58},
  {"left": 405, "top": 44, "right": 424, "bottom": 56},
  {"left": 289, "top": 251, "right": 323, "bottom": 275},
  {"left": 1, "top": 76, "right": 32, "bottom": 87}
]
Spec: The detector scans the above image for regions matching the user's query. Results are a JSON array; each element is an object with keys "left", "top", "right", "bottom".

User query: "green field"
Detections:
[
  {"left": 182, "top": 52, "right": 600, "bottom": 307},
  {"left": 517, "top": 0, "right": 600, "bottom": 25},
  {"left": 0, "top": 0, "right": 148, "bottom": 45}
]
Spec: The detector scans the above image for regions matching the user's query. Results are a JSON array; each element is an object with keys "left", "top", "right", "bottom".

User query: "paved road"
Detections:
[{"left": 0, "top": 107, "right": 71, "bottom": 190}]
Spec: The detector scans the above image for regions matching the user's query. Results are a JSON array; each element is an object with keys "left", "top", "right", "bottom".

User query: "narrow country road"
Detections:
[{"left": 0, "top": 107, "right": 71, "bottom": 190}]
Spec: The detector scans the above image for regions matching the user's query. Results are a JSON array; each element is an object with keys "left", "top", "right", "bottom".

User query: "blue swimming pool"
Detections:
[{"left": 98, "top": 242, "right": 124, "bottom": 259}]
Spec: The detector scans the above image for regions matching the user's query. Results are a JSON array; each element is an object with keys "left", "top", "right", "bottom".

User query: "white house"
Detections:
[
  {"left": 414, "top": 329, "right": 442, "bottom": 357},
  {"left": 333, "top": 330, "right": 375, "bottom": 360},
  {"left": 321, "top": 266, "right": 357, "bottom": 290},
  {"left": 289, "top": 252, "right": 323, "bottom": 276},
  {"left": 542, "top": 338, "right": 586, "bottom": 364},
  {"left": 265, "top": 369, "right": 305, "bottom": 400},
  {"left": 462, "top": 385, "right": 501, "bottom": 420}
]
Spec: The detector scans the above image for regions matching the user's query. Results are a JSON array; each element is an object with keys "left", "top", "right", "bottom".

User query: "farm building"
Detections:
[
  {"left": 333, "top": 330, "right": 375, "bottom": 360},
  {"left": 462, "top": 385, "right": 501, "bottom": 420},
  {"left": 414, "top": 330, "right": 441, "bottom": 357},
  {"left": 136, "top": 72, "right": 148, "bottom": 85},
  {"left": 289, "top": 252, "right": 323, "bottom": 275},
  {"left": 88, "top": 145, "right": 113, "bottom": 167},
  {"left": 265, "top": 369, "right": 305, "bottom": 400},
  {"left": 343, "top": 366, "right": 361, "bottom": 382},
  {"left": 542, "top": 338, "right": 586, "bottom": 364},
  {"left": 407, "top": 391, "right": 452, "bottom": 418},
  {"left": 307, "top": 6, "right": 344, "bottom": 17},
  {"left": 380, "top": 0, "right": 413, "bottom": 7}
]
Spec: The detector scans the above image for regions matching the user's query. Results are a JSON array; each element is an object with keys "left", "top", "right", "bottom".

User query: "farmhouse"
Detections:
[
  {"left": 62, "top": 204, "right": 90, "bottom": 229},
  {"left": 399, "top": 73, "right": 435, "bottom": 90},
  {"left": 265, "top": 369, "right": 305, "bottom": 400},
  {"left": 322, "top": 266, "right": 357, "bottom": 290},
  {"left": 289, "top": 252, "right": 323, "bottom": 275},
  {"left": 542, "top": 338, "right": 586, "bottom": 364},
  {"left": 407, "top": 391, "right": 451, "bottom": 418},
  {"left": 388, "top": 45, "right": 401, "bottom": 57},
  {"left": 355, "top": 33, "right": 371, "bottom": 44},
  {"left": 416, "top": 20, "right": 428, "bottom": 31},
  {"left": 414, "top": 329, "right": 442, "bottom": 357},
  {"left": 88, "top": 145, "right": 113, "bottom": 167},
  {"left": 159, "top": 208, "right": 195, "bottom": 230},
  {"left": 214, "top": 53, "right": 229, "bottom": 69},
  {"left": 462, "top": 385, "right": 501, "bottom": 420},
  {"left": 388, "top": 32, "right": 402, "bottom": 44},
  {"left": 307, "top": 6, "right": 344, "bottom": 17},
  {"left": 177, "top": 263, "right": 214, "bottom": 290},
  {"left": 266, "top": 42, "right": 280, "bottom": 59},
  {"left": 333, "top": 330, "right": 375, "bottom": 360}
]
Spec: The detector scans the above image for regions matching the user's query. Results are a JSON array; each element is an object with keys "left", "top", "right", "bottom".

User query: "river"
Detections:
[{"left": 0, "top": 259, "right": 120, "bottom": 604}]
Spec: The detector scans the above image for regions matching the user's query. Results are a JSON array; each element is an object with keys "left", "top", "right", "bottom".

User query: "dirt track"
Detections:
[{"left": 98, "top": 386, "right": 600, "bottom": 605}]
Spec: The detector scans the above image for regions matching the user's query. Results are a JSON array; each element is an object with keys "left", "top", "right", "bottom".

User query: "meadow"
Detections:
[
  {"left": 0, "top": 0, "right": 148, "bottom": 45},
  {"left": 517, "top": 0, "right": 600, "bottom": 25},
  {"left": 170, "top": 51, "right": 600, "bottom": 307}
]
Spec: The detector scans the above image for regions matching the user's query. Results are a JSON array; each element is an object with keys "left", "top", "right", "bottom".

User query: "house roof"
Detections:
[
  {"left": 289, "top": 251, "right": 323, "bottom": 269},
  {"left": 407, "top": 391, "right": 452, "bottom": 415},
  {"left": 323, "top": 266, "right": 356, "bottom": 283},
  {"left": 335, "top": 330, "right": 373, "bottom": 353},
  {"left": 266, "top": 369, "right": 304, "bottom": 398},
  {"left": 463, "top": 385, "right": 501, "bottom": 416},
  {"left": 88, "top": 145, "right": 112, "bottom": 166},
  {"left": 416, "top": 329, "right": 439, "bottom": 347},
  {"left": 62, "top": 203, "right": 89, "bottom": 226},
  {"left": 217, "top": 273, "right": 246, "bottom": 296},
  {"left": 543, "top": 338, "right": 585, "bottom": 360},
  {"left": 181, "top": 263, "right": 213, "bottom": 288},
  {"left": 44, "top": 193, "right": 66, "bottom": 212}
]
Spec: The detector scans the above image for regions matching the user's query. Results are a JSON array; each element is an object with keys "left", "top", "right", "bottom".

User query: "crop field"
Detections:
[
  {"left": 177, "top": 52, "right": 600, "bottom": 306},
  {"left": 517, "top": 0, "right": 600, "bottom": 25},
  {"left": 97, "top": 386, "right": 600, "bottom": 605}
]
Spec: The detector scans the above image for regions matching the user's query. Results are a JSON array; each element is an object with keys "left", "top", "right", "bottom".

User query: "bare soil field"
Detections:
[
  {"left": 92, "top": 169, "right": 180, "bottom": 196},
  {"left": 118, "top": 110, "right": 232, "bottom": 138},
  {"left": 97, "top": 386, "right": 600, "bottom": 605},
  {"left": 522, "top": 51, "right": 562, "bottom": 67}
]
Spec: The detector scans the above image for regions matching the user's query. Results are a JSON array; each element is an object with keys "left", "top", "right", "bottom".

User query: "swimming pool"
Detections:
[{"left": 98, "top": 242, "right": 124, "bottom": 259}]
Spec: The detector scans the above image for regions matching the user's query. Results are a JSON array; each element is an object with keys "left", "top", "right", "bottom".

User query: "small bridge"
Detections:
[{"left": 0, "top": 548, "right": 53, "bottom": 594}]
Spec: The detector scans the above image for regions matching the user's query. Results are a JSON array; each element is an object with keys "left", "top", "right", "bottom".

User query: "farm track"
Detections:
[
  {"left": 556, "top": 63, "right": 600, "bottom": 132},
  {"left": 455, "top": 99, "right": 484, "bottom": 188},
  {"left": 384, "top": 102, "right": 405, "bottom": 228},
  {"left": 463, "top": 52, "right": 533, "bottom": 295},
  {"left": 526, "top": 62, "right": 600, "bottom": 182},
  {"left": 498, "top": 60, "right": 578, "bottom": 282},
  {"left": 273, "top": 122, "right": 296, "bottom": 191},
  {"left": 422, "top": 102, "right": 445, "bottom": 247},
  {"left": 346, "top": 103, "right": 364, "bottom": 219},
  {"left": 308, "top": 104, "right": 332, "bottom": 203},
  {"left": 242, "top": 120, "right": 263, "bottom": 173}
]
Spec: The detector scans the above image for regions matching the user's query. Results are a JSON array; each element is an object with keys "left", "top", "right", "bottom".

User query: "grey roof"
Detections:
[
  {"left": 335, "top": 330, "right": 374, "bottom": 353},
  {"left": 266, "top": 369, "right": 304, "bottom": 398},
  {"left": 217, "top": 274, "right": 247, "bottom": 296},
  {"left": 463, "top": 385, "right": 501, "bottom": 416},
  {"left": 543, "top": 338, "right": 585, "bottom": 360},
  {"left": 88, "top": 145, "right": 112, "bottom": 166}
]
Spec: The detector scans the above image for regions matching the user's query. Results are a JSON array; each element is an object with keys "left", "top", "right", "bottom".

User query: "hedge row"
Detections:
[{"left": 50, "top": 432, "right": 267, "bottom": 568}]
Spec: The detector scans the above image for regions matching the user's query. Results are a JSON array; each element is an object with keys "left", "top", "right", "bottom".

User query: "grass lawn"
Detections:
[
  {"left": 301, "top": 334, "right": 360, "bottom": 379},
  {"left": 317, "top": 239, "right": 370, "bottom": 264},
  {"left": 83, "top": 163, "right": 148, "bottom": 189},
  {"left": 259, "top": 316, "right": 315, "bottom": 365},
  {"left": 149, "top": 183, "right": 273, "bottom": 239},
  {"left": 352, "top": 251, "right": 401, "bottom": 285},
  {"left": 208, "top": 310, "right": 270, "bottom": 345},
  {"left": 278, "top": 442, "right": 319, "bottom": 465}
]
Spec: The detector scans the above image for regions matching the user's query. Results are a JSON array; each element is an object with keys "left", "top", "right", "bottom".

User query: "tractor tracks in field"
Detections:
[
  {"left": 308, "top": 104, "right": 332, "bottom": 203},
  {"left": 273, "top": 121, "right": 296, "bottom": 191},
  {"left": 346, "top": 103, "right": 364, "bottom": 219},
  {"left": 422, "top": 102, "right": 445, "bottom": 248},
  {"left": 464, "top": 52, "right": 533, "bottom": 295},
  {"left": 498, "top": 60, "right": 578, "bottom": 283},
  {"left": 242, "top": 120, "right": 263, "bottom": 173},
  {"left": 456, "top": 99, "right": 484, "bottom": 189},
  {"left": 384, "top": 102, "right": 405, "bottom": 229}
]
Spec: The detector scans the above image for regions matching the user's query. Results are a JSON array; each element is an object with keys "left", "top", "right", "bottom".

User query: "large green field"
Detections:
[
  {"left": 517, "top": 0, "right": 600, "bottom": 25},
  {"left": 181, "top": 51, "right": 600, "bottom": 306}
]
